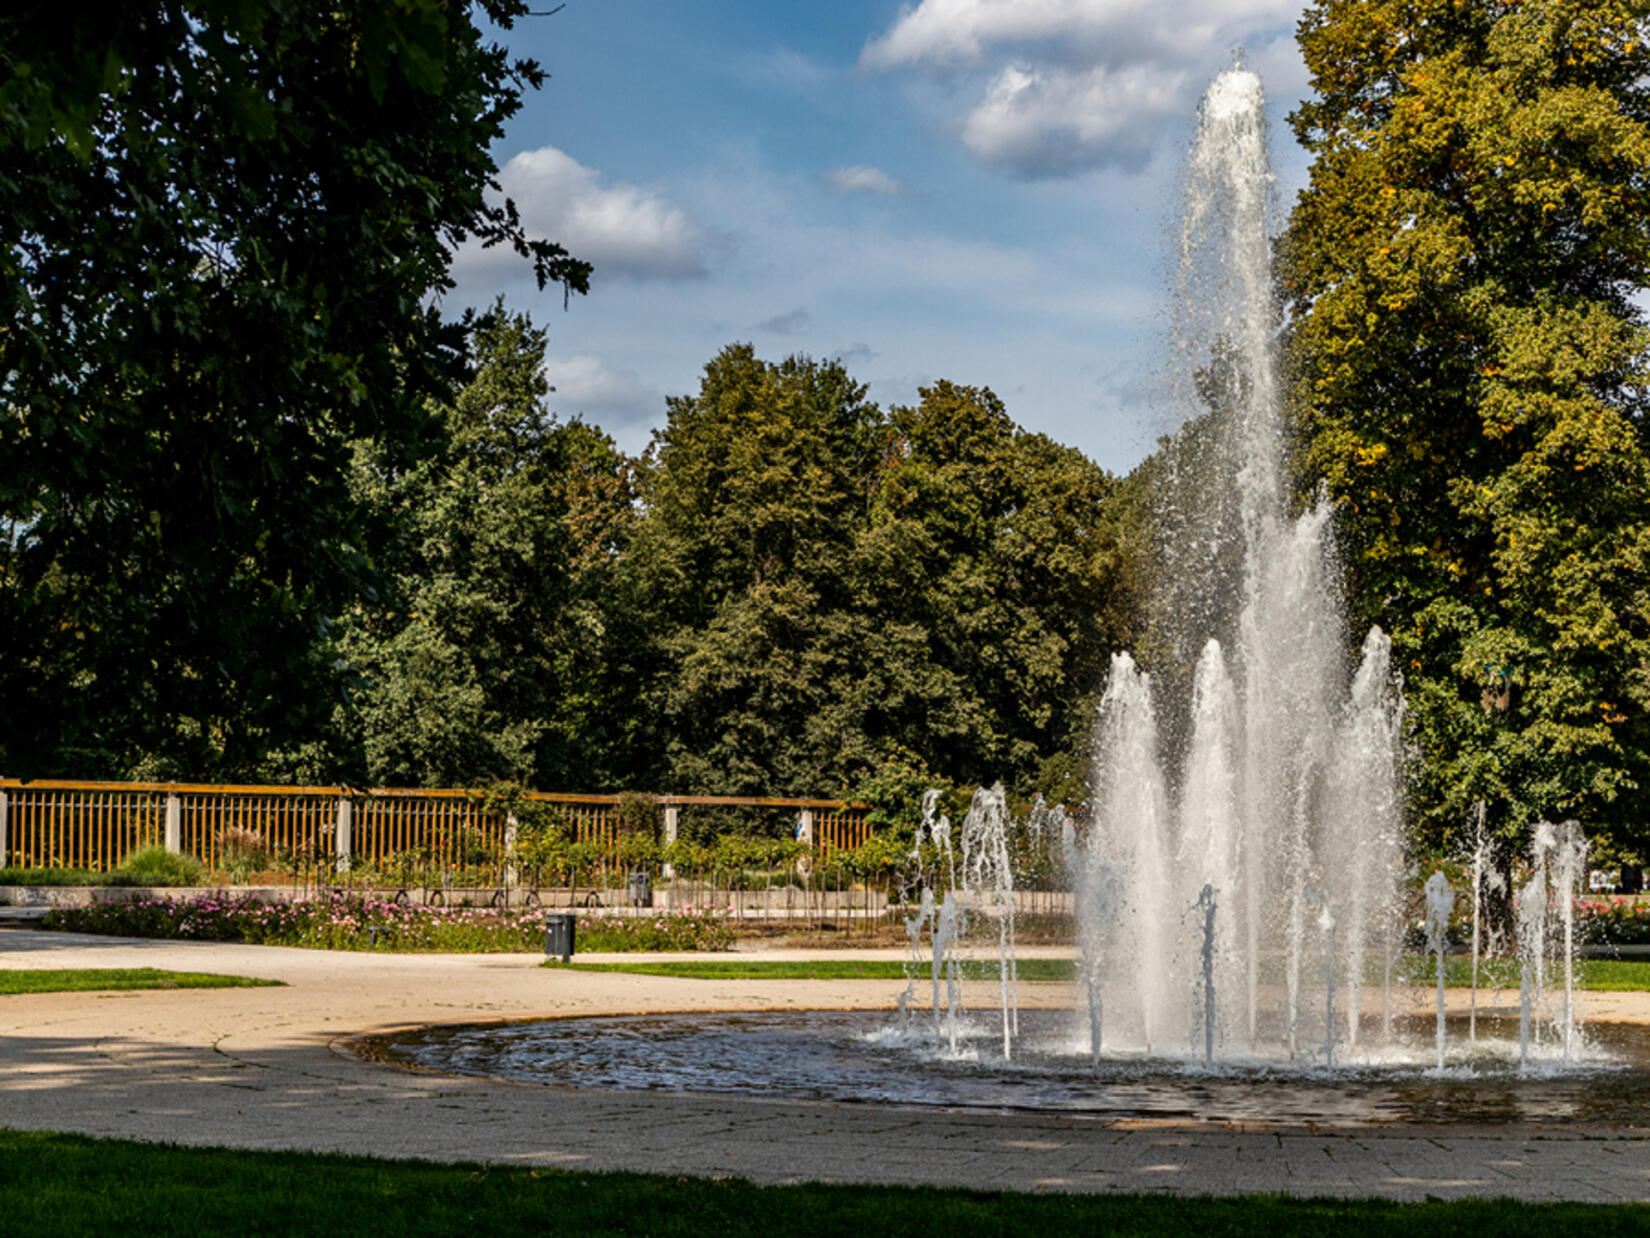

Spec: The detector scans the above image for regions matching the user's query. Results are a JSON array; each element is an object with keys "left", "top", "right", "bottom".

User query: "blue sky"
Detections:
[{"left": 448, "top": 1, "right": 1315, "bottom": 475}]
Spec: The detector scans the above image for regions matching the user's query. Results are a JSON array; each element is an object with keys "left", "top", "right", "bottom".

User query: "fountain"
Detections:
[
  {"left": 371, "top": 67, "right": 1635, "bottom": 1123},
  {"left": 1079, "top": 65, "right": 1404, "bottom": 1066},
  {"left": 1424, "top": 872, "right": 1454, "bottom": 1072}
]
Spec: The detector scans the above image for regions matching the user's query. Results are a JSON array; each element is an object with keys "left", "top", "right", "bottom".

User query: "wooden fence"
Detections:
[{"left": 0, "top": 780, "right": 870, "bottom": 877}]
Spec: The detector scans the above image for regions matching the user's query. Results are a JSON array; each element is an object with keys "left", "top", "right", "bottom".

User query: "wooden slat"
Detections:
[{"left": 0, "top": 781, "right": 874, "bottom": 873}]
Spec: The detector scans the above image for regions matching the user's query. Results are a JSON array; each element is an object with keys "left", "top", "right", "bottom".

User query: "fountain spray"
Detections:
[
  {"left": 1467, "top": 802, "right": 1489, "bottom": 1043},
  {"left": 1194, "top": 884, "right": 1219, "bottom": 1069},
  {"left": 1424, "top": 871, "right": 1454, "bottom": 1071},
  {"left": 1554, "top": 821, "right": 1588, "bottom": 1064},
  {"left": 1081, "top": 64, "right": 1403, "bottom": 1066}
]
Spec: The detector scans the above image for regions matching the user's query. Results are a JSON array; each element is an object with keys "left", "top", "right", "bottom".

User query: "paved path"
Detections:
[{"left": 3, "top": 928, "right": 1650, "bottom": 1201}]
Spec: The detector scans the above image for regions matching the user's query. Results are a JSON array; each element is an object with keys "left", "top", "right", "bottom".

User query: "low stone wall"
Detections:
[{"left": 0, "top": 884, "right": 311, "bottom": 908}]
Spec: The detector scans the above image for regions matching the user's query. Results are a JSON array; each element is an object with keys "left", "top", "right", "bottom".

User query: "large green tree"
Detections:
[
  {"left": 0, "top": 1, "right": 587, "bottom": 778},
  {"left": 860, "top": 381, "right": 1132, "bottom": 789},
  {"left": 633, "top": 345, "right": 883, "bottom": 795},
  {"left": 340, "top": 307, "right": 635, "bottom": 790},
  {"left": 634, "top": 349, "right": 1133, "bottom": 797},
  {"left": 1282, "top": 0, "right": 1650, "bottom": 851}
]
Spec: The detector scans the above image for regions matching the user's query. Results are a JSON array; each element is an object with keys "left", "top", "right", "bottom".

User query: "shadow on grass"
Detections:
[{"left": 0, "top": 1130, "right": 1643, "bottom": 1238}]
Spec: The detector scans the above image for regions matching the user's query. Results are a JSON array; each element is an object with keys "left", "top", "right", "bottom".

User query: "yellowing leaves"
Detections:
[{"left": 1353, "top": 442, "right": 1389, "bottom": 467}]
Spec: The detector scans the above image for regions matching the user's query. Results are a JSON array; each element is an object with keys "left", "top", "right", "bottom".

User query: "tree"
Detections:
[
  {"left": 633, "top": 353, "right": 1135, "bottom": 797},
  {"left": 858, "top": 382, "right": 1133, "bottom": 789},
  {"left": 0, "top": 1, "right": 589, "bottom": 778},
  {"left": 342, "top": 306, "right": 635, "bottom": 789},
  {"left": 632, "top": 345, "right": 883, "bottom": 794},
  {"left": 1282, "top": 0, "right": 1650, "bottom": 854}
]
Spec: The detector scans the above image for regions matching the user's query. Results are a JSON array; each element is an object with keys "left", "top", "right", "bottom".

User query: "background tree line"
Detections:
[
  {"left": 9, "top": 0, "right": 1650, "bottom": 858},
  {"left": 306, "top": 323, "right": 1139, "bottom": 802},
  {"left": 1, "top": 0, "right": 1137, "bottom": 808}
]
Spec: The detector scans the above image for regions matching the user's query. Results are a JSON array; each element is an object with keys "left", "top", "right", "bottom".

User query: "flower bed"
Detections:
[
  {"left": 1577, "top": 897, "right": 1650, "bottom": 946},
  {"left": 39, "top": 893, "right": 734, "bottom": 953}
]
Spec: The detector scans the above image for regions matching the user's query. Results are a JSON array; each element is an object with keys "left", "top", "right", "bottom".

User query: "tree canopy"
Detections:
[
  {"left": 1282, "top": 0, "right": 1650, "bottom": 852},
  {"left": 0, "top": 1, "right": 587, "bottom": 778},
  {"left": 338, "top": 306, "right": 635, "bottom": 790},
  {"left": 632, "top": 348, "right": 1135, "bottom": 798}
]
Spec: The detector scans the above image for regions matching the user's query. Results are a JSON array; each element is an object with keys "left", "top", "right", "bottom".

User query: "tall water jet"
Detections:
[
  {"left": 1517, "top": 862, "right": 1547, "bottom": 1071},
  {"left": 1089, "top": 652, "right": 1176, "bottom": 1051},
  {"left": 1424, "top": 872, "right": 1454, "bottom": 1071},
  {"left": 961, "top": 783, "right": 1019, "bottom": 1059},
  {"left": 1466, "top": 803, "right": 1490, "bottom": 1043},
  {"left": 1514, "top": 820, "right": 1588, "bottom": 1070},
  {"left": 1080, "top": 65, "right": 1404, "bottom": 1063},
  {"left": 1552, "top": 820, "right": 1588, "bottom": 1063}
]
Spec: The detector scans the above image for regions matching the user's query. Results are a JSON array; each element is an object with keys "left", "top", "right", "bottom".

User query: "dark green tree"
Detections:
[
  {"left": 859, "top": 381, "right": 1132, "bottom": 789},
  {"left": 0, "top": 1, "right": 589, "bottom": 778},
  {"left": 1282, "top": 0, "right": 1650, "bottom": 853},
  {"left": 342, "top": 306, "right": 635, "bottom": 789},
  {"left": 634, "top": 353, "right": 1134, "bottom": 797},
  {"left": 633, "top": 345, "right": 883, "bottom": 794}
]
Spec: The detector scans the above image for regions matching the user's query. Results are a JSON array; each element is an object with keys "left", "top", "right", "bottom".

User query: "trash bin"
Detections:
[
  {"left": 628, "top": 871, "right": 653, "bottom": 908},
  {"left": 544, "top": 913, "right": 576, "bottom": 962}
]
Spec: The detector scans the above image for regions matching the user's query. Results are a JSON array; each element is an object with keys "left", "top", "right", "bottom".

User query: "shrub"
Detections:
[
  {"left": 1578, "top": 898, "right": 1650, "bottom": 946},
  {"left": 0, "top": 867, "right": 103, "bottom": 887},
  {"left": 114, "top": 845, "right": 206, "bottom": 888},
  {"left": 217, "top": 827, "right": 269, "bottom": 885},
  {"left": 40, "top": 893, "right": 735, "bottom": 953}
]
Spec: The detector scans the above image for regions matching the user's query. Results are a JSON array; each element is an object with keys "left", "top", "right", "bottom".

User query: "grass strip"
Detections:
[
  {"left": 545, "top": 958, "right": 1073, "bottom": 981},
  {"left": 1406, "top": 956, "right": 1650, "bottom": 993},
  {"left": 552, "top": 956, "right": 1650, "bottom": 991},
  {"left": 0, "top": 1130, "right": 1641, "bottom": 1237},
  {"left": 0, "top": 969, "right": 281, "bottom": 996}
]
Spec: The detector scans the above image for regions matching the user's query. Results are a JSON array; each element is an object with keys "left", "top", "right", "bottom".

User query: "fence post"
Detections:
[
  {"left": 164, "top": 793, "right": 182, "bottom": 854},
  {"left": 335, "top": 797, "right": 352, "bottom": 875},
  {"left": 0, "top": 789, "right": 8, "bottom": 869},
  {"left": 661, "top": 803, "right": 679, "bottom": 884},
  {"left": 797, "top": 808, "right": 815, "bottom": 848},
  {"left": 503, "top": 812, "right": 519, "bottom": 893}
]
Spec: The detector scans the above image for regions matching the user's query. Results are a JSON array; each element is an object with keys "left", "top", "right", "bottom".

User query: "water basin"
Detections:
[{"left": 370, "top": 1009, "right": 1650, "bottom": 1127}]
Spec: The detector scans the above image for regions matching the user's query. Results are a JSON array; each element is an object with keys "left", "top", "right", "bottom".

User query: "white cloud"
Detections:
[
  {"left": 862, "top": 0, "right": 1305, "bottom": 178},
  {"left": 543, "top": 354, "right": 661, "bottom": 432},
  {"left": 864, "top": 0, "right": 1115, "bottom": 66},
  {"left": 825, "top": 165, "right": 904, "bottom": 195},
  {"left": 962, "top": 62, "right": 1185, "bottom": 175},
  {"left": 494, "top": 146, "right": 709, "bottom": 282},
  {"left": 864, "top": 0, "right": 1299, "bottom": 67}
]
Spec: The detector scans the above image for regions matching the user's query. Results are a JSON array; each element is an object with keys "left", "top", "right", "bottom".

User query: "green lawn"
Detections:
[
  {"left": 1405, "top": 956, "right": 1650, "bottom": 993},
  {"left": 544, "top": 957, "right": 1078, "bottom": 981},
  {"left": 0, "top": 1130, "right": 1642, "bottom": 1237},
  {"left": 550, "top": 955, "right": 1650, "bottom": 991},
  {"left": 0, "top": 969, "right": 281, "bottom": 996}
]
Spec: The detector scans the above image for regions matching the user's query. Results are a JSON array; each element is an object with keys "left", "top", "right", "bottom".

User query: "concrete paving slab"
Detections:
[{"left": 4, "top": 930, "right": 1650, "bottom": 1200}]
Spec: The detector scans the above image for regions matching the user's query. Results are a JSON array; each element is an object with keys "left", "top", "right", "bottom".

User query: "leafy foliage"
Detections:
[
  {"left": 340, "top": 306, "right": 635, "bottom": 788},
  {"left": 114, "top": 845, "right": 206, "bottom": 888},
  {"left": 633, "top": 349, "right": 1136, "bottom": 796},
  {"left": 0, "top": 1, "right": 587, "bottom": 779},
  {"left": 1282, "top": 0, "right": 1650, "bottom": 851}
]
